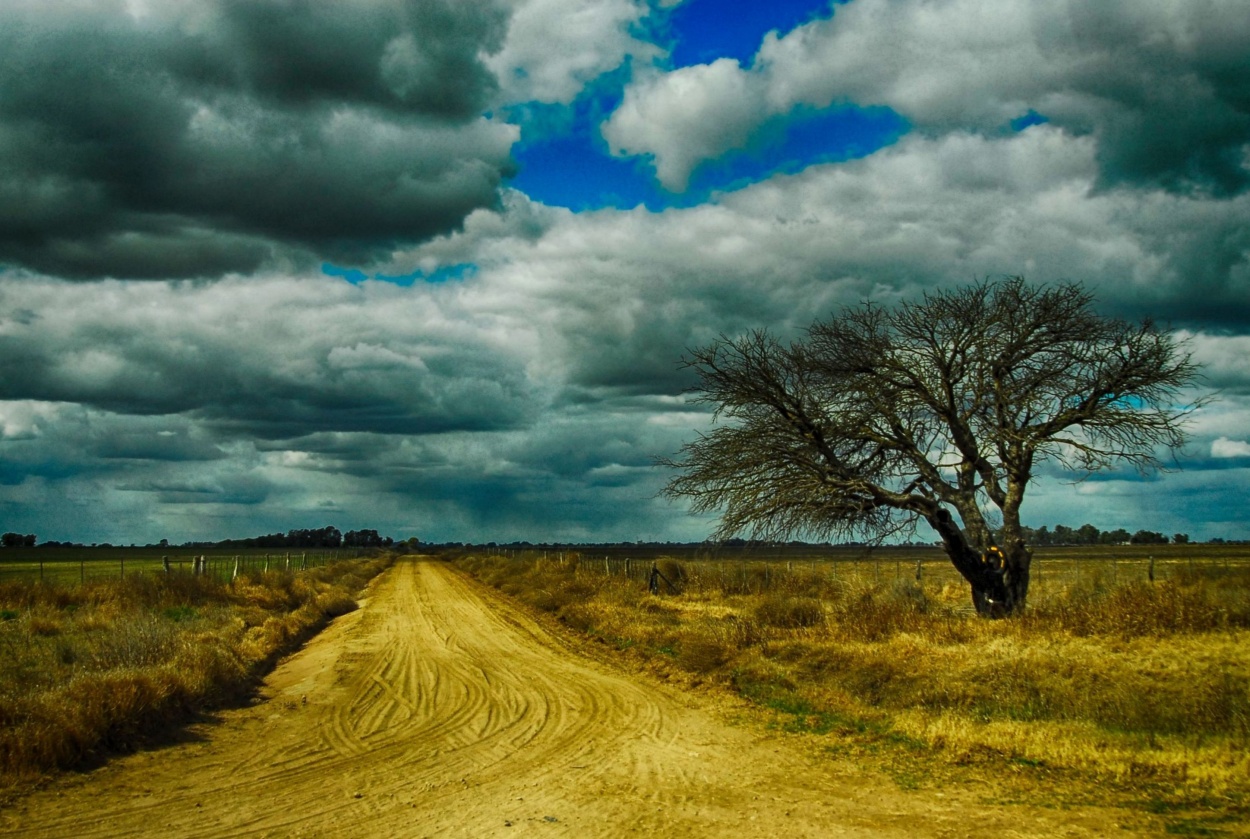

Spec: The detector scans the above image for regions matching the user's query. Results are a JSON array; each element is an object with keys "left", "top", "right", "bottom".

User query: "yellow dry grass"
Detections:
[
  {"left": 0, "top": 555, "right": 392, "bottom": 791},
  {"left": 455, "top": 550, "right": 1250, "bottom": 819}
]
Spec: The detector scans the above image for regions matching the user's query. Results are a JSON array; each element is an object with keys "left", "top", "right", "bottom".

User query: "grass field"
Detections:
[
  {"left": 0, "top": 551, "right": 392, "bottom": 795},
  {"left": 454, "top": 543, "right": 1250, "bottom": 830}
]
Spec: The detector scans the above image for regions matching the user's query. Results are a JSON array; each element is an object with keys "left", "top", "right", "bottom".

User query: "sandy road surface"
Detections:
[{"left": 2, "top": 558, "right": 1151, "bottom": 837}]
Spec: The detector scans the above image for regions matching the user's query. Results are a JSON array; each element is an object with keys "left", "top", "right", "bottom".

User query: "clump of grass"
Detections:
[
  {"left": 754, "top": 595, "right": 825, "bottom": 629},
  {"left": 0, "top": 555, "right": 391, "bottom": 789}
]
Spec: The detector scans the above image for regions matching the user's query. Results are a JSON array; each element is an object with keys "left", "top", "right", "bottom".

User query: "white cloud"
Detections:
[
  {"left": 1212, "top": 437, "right": 1250, "bottom": 458},
  {"left": 604, "top": 0, "right": 1250, "bottom": 193},
  {"left": 602, "top": 59, "right": 769, "bottom": 190},
  {"left": 488, "top": 0, "right": 659, "bottom": 105}
]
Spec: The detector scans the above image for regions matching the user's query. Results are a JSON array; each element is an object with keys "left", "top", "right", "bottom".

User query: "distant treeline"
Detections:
[
  {"left": 1021, "top": 524, "right": 1186, "bottom": 546},
  {"left": 218, "top": 527, "right": 395, "bottom": 549},
  {"left": 10, "top": 526, "right": 399, "bottom": 550}
]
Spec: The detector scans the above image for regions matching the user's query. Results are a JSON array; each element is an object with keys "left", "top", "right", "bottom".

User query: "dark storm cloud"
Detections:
[
  {"left": 0, "top": 0, "right": 516, "bottom": 279},
  {"left": 0, "top": 276, "right": 538, "bottom": 439},
  {"left": 1057, "top": 3, "right": 1250, "bottom": 195}
]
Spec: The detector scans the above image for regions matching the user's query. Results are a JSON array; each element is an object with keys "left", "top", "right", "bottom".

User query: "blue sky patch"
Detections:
[
  {"left": 505, "top": 1, "right": 902, "bottom": 212},
  {"left": 662, "top": 0, "right": 840, "bottom": 68},
  {"left": 509, "top": 98, "right": 908, "bottom": 211},
  {"left": 322, "top": 263, "right": 368, "bottom": 284},
  {"left": 685, "top": 104, "right": 909, "bottom": 195},
  {"left": 323, "top": 262, "right": 478, "bottom": 286},
  {"left": 1011, "top": 110, "right": 1049, "bottom": 131}
]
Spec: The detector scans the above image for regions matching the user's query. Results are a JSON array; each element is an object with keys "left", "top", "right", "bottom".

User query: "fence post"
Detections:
[
  {"left": 232, "top": 557, "right": 240, "bottom": 580},
  {"left": 120, "top": 556, "right": 124, "bottom": 579},
  {"left": 163, "top": 556, "right": 170, "bottom": 576},
  {"left": 915, "top": 559, "right": 922, "bottom": 582}
]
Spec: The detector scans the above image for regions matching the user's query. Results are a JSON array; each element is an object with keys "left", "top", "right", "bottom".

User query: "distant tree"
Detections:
[
  {"left": 1173, "top": 533, "right": 1190, "bottom": 544},
  {"left": 662, "top": 278, "right": 1204, "bottom": 616},
  {"left": 1076, "top": 524, "right": 1101, "bottom": 545},
  {"left": 344, "top": 529, "right": 385, "bottom": 548},
  {"left": 1100, "top": 528, "right": 1132, "bottom": 545},
  {"left": 1130, "top": 529, "right": 1169, "bottom": 545},
  {"left": 1, "top": 533, "right": 35, "bottom": 548}
]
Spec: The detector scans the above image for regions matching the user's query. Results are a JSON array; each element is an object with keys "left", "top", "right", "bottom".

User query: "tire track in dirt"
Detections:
[{"left": 0, "top": 558, "right": 1155, "bottom": 837}]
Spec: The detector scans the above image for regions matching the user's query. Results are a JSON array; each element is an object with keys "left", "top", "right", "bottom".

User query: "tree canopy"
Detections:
[{"left": 662, "top": 278, "right": 1204, "bottom": 615}]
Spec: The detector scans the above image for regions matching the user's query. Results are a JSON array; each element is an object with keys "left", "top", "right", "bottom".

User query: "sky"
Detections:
[{"left": 1, "top": 0, "right": 1249, "bottom": 546}]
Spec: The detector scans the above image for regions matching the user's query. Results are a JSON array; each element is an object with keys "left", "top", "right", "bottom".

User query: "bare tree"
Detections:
[{"left": 661, "top": 278, "right": 1204, "bottom": 616}]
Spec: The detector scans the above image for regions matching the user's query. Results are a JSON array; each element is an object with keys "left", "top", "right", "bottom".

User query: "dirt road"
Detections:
[{"left": 1, "top": 558, "right": 1151, "bottom": 837}]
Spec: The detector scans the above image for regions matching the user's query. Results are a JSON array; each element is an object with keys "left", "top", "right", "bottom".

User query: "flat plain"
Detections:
[{"left": 0, "top": 557, "right": 1174, "bottom": 837}]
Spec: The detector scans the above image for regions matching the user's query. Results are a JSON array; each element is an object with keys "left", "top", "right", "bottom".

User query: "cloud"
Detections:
[
  {"left": 1212, "top": 437, "right": 1250, "bottom": 458},
  {"left": 0, "top": 0, "right": 517, "bottom": 280},
  {"left": 3, "top": 121, "right": 1248, "bottom": 544},
  {"left": 0, "top": 275, "right": 541, "bottom": 438},
  {"left": 603, "top": 59, "right": 769, "bottom": 190},
  {"left": 486, "top": 0, "right": 659, "bottom": 105},
  {"left": 1185, "top": 333, "right": 1250, "bottom": 392},
  {"left": 605, "top": 0, "right": 1250, "bottom": 194}
]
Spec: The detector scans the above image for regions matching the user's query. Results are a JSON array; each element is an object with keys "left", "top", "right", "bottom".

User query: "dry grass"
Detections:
[
  {"left": 0, "top": 556, "right": 392, "bottom": 789},
  {"left": 454, "top": 550, "right": 1250, "bottom": 817}
]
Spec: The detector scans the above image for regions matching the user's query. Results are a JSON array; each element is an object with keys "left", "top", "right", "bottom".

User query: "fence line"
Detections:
[
  {"left": 565, "top": 553, "right": 1250, "bottom": 598},
  {"left": 0, "top": 551, "right": 358, "bottom": 587}
]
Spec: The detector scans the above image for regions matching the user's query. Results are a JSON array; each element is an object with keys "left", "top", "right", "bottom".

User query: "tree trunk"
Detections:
[
  {"left": 997, "top": 540, "right": 1032, "bottom": 613},
  {"left": 928, "top": 507, "right": 1030, "bottom": 617}
]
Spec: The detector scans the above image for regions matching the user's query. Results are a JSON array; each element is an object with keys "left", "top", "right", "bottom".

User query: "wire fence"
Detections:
[
  {"left": 0, "top": 549, "right": 359, "bottom": 587},
  {"left": 528, "top": 545, "right": 1250, "bottom": 600}
]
